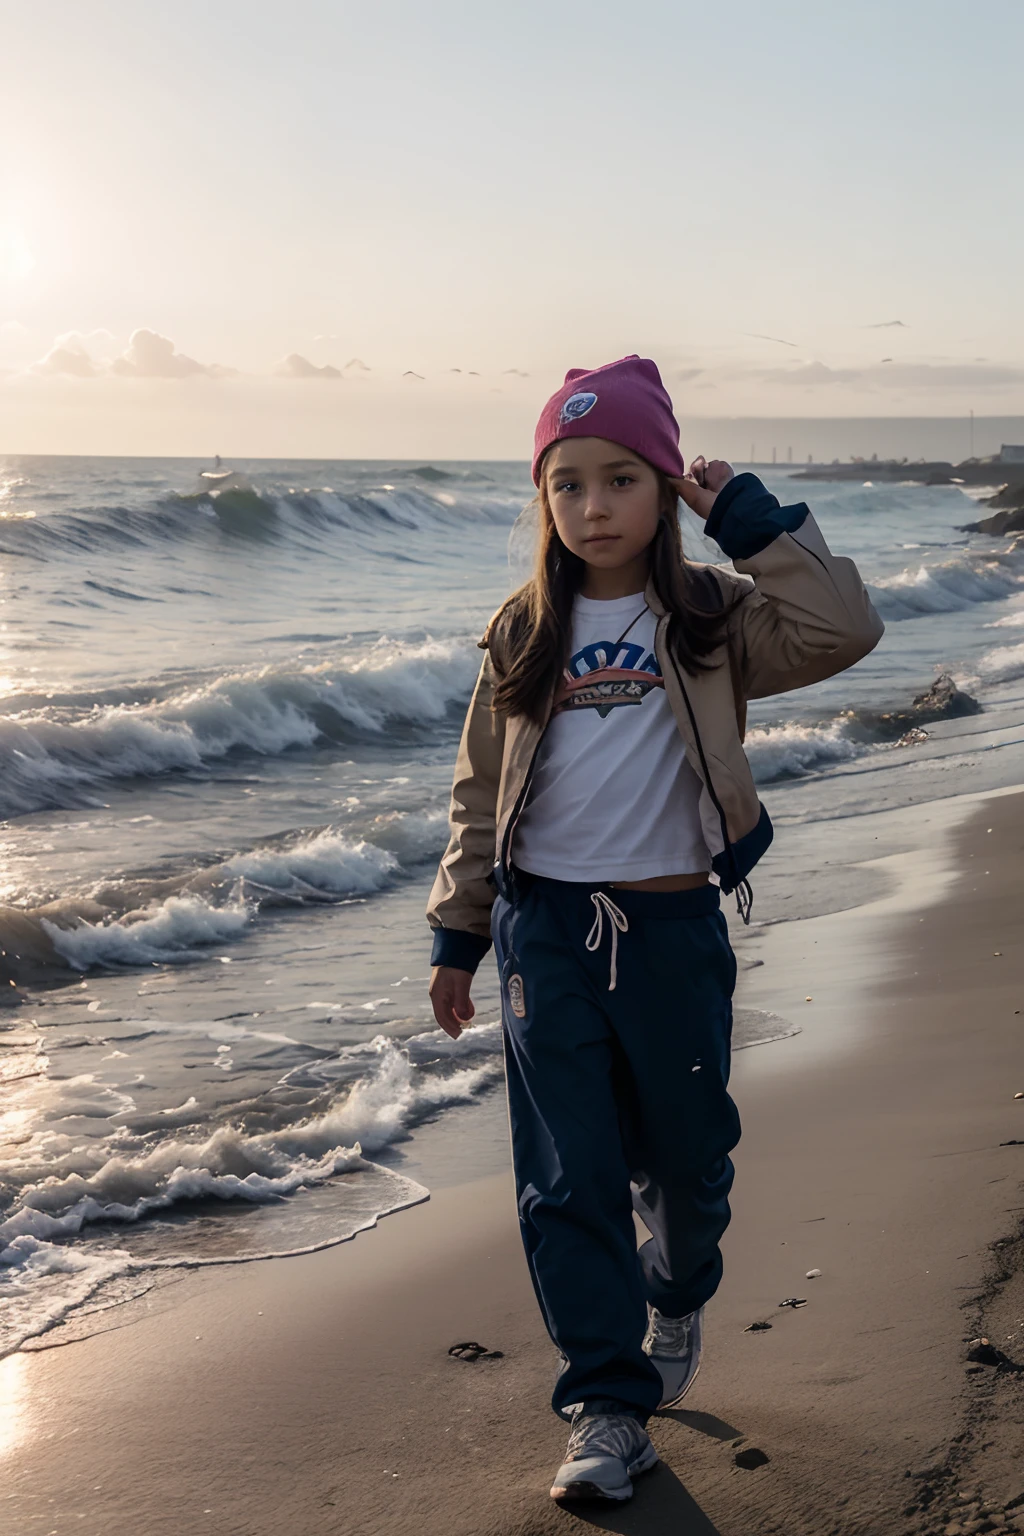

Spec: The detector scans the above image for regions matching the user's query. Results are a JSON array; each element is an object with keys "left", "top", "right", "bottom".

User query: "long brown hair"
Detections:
[{"left": 491, "top": 461, "right": 734, "bottom": 723}]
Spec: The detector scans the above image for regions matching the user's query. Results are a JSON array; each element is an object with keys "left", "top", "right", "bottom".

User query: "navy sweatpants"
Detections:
[{"left": 491, "top": 872, "right": 740, "bottom": 1420}]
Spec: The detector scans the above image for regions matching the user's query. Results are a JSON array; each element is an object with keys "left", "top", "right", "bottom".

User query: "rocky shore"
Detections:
[{"left": 961, "top": 481, "right": 1024, "bottom": 538}]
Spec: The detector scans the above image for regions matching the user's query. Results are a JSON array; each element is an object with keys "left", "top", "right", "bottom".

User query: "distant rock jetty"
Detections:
[
  {"left": 786, "top": 450, "right": 1024, "bottom": 536},
  {"left": 791, "top": 456, "right": 1024, "bottom": 490}
]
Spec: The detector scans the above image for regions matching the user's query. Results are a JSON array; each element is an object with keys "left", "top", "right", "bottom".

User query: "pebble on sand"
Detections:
[{"left": 806, "top": 1268, "right": 822, "bottom": 1279}]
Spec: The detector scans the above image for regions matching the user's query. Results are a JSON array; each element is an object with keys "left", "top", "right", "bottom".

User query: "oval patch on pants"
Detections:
[{"left": 507, "top": 973, "right": 526, "bottom": 1018}]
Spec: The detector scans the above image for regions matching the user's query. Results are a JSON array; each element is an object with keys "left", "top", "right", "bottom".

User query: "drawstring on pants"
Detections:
[{"left": 585, "top": 891, "right": 629, "bottom": 991}]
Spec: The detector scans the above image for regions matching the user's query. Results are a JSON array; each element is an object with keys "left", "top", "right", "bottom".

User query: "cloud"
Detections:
[
  {"left": 28, "top": 328, "right": 120, "bottom": 377},
  {"left": 763, "top": 359, "right": 1024, "bottom": 390},
  {"left": 274, "top": 352, "right": 341, "bottom": 379},
  {"left": 763, "top": 360, "right": 859, "bottom": 386},
  {"left": 32, "top": 339, "right": 98, "bottom": 377},
  {"left": 111, "top": 329, "right": 230, "bottom": 378}
]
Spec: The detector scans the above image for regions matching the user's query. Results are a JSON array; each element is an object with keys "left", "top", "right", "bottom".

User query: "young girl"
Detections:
[{"left": 427, "top": 356, "right": 883, "bottom": 1505}]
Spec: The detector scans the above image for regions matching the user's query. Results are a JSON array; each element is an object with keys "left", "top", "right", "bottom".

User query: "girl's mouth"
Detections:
[{"left": 584, "top": 534, "right": 620, "bottom": 544}]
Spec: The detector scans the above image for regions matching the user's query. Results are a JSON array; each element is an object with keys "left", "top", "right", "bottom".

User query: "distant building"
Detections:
[{"left": 999, "top": 444, "right": 1024, "bottom": 462}]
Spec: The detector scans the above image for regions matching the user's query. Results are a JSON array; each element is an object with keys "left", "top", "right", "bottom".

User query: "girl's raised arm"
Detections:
[{"left": 676, "top": 466, "right": 883, "bottom": 700}]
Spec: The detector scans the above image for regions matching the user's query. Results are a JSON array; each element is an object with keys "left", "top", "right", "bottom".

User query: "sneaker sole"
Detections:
[
  {"left": 657, "top": 1357, "right": 701, "bottom": 1411},
  {"left": 549, "top": 1443, "right": 659, "bottom": 1503}
]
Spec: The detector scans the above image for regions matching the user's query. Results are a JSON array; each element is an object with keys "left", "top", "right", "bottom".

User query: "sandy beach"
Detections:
[{"left": 1, "top": 786, "right": 1021, "bottom": 1536}]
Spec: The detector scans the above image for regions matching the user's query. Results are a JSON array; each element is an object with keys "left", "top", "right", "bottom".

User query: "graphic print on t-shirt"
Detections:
[{"left": 553, "top": 635, "right": 663, "bottom": 719}]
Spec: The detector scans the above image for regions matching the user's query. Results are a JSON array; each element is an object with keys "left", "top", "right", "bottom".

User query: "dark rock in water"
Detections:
[
  {"left": 909, "top": 673, "right": 984, "bottom": 721},
  {"left": 985, "top": 481, "right": 1024, "bottom": 510},
  {"left": 854, "top": 673, "right": 982, "bottom": 742},
  {"left": 961, "top": 507, "right": 1024, "bottom": 535},
  {"left": 961, "top": 486, "right": 1024, "bottom": 534}
]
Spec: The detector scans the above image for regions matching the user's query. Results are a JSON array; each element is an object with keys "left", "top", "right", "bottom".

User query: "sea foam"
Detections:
[
  {"left": 0, "top": 1019, "right": 503, "bottom": 1354},
  {"left": 976, "top": 639, "right": 1024, "bottom": 685}
]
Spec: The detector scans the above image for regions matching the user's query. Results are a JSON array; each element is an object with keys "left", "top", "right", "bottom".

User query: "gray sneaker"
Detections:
[
  {"left": 549, "top": 1410, "right": 658, "bottom": 1503},
  {"left": 643, "top": 1304, "right": 704, "bottom": 1409}
]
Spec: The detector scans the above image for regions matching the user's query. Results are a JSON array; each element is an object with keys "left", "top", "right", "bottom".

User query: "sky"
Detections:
[{"left": 2, "top": 0, "right": 1024, "bottom": 458}]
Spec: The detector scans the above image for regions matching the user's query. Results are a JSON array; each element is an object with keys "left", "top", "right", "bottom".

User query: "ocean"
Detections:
[{"left": 2, "top": 453, "right": 1024, "bottom": 1355}]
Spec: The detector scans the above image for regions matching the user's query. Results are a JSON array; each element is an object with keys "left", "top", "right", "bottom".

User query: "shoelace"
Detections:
[
  {"left": 644, "top": 1308, "right": 696, "bottom": 1355},
  {"left": 565, "top": 1411, "right": 646, "bottom": 1464},
  {"left": 585, "top": 891, "right": 628, "bottom": 991}
]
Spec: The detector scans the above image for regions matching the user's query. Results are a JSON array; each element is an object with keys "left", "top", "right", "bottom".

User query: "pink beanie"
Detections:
[{"left": 532, "top": 355, "right": 685, "bottom": 486}]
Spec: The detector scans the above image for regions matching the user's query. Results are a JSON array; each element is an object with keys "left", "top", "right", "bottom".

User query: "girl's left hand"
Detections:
[{"left": 671, "top": 458, "right": 735, "bottom": 522}]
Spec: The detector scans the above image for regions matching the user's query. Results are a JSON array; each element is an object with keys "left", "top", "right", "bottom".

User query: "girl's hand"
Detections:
[
  {"left": 670, "top": 457, "right": 735, "bottom": 522},
  {"left": 429, "top": 965, "right": 476, "bottom": 1040}
]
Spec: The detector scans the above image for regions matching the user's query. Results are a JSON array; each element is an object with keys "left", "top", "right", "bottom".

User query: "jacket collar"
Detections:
[{"left": 645, "top": 573, "right": 668, "bottom": 619}]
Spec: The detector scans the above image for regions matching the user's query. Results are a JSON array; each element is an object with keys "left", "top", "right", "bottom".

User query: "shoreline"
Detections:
[{"left": 3, "top": 790, "right": 1024, "bottom": 1535}]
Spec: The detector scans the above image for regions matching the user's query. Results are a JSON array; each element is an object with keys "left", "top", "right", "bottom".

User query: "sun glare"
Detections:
[
  {"left": 0, "top": 224, "right": 34, "bottom": 282},
  {"left": 0, "top": 1354, "right": 31, "bottom": 1461}
]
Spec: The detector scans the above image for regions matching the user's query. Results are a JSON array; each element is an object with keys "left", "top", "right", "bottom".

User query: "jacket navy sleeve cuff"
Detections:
[
  {"left": 704, "top": 472, "right": 810, "bottom": 560},
  {"left": 429, "top": 926, "right": 493, "bottom": 973}
]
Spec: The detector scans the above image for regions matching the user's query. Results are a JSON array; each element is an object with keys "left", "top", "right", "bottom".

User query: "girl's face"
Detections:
[{"left": 544, "top": 437, "right": 662, "bottom": 573}]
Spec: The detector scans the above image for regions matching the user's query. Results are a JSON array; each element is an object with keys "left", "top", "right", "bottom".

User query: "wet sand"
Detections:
[{"left": 3, "top": 792, "right": 1024, "bottom": 1536}]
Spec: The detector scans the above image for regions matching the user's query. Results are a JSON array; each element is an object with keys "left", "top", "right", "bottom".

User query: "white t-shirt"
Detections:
[{"left": 513, "top": 592, "right": 711, "bottom": 882}]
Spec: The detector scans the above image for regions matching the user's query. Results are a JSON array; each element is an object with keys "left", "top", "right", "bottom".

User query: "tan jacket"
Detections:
[{"left": 427, "top": 485, "right": 883, "bottom": 969}]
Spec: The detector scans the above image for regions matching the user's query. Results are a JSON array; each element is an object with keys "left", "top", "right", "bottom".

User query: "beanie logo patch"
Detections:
[{"left": 559, "top": 391, "right": 598, "bottom": 424}]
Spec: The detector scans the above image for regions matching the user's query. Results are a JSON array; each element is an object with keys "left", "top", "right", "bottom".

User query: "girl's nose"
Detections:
[{"left": 583, "top": 493, "right": 610, "bottom": 520}]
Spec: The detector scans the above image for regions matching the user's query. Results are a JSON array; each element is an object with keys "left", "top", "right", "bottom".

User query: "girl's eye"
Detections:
[
  {"left": 554, "top": 480, "right": 580, "bottom": 494},
  {"left": 611, "top": 475, "right": 635, "bottom": 488}
]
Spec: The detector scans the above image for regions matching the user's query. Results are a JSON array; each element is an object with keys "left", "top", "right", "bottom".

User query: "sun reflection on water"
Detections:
[{"left": 0, "top": 1352, "right": 31, "bottom": 1460}]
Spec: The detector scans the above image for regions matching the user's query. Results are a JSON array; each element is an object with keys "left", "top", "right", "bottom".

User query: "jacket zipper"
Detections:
[
  {"left": 499, "top": 737, "right": 542, "bottom": 880},
  {"left": 668, "top": 648, "right": 753, "bottom": 924}
]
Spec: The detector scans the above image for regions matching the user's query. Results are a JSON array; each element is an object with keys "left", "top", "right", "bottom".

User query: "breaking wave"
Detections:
[
  {"left": 13, "top": 814, "right": 447, "bottom": 975},
  {"left": 0, "top": 478, "right": 525, "bottom": 561},
  {"left": 745, "top": 719, "right": 866, "bottom": 782},
  {"left": 41, "top": 895, "right": 253, "bottom": 969},
  {"left": 869, "top": 552, "right": 1024, "bottom": 621},
  {"left": 0, "top": 639, "right": 479, "bottom": 818}
]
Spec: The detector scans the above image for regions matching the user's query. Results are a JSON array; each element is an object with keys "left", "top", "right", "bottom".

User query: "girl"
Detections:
[{"left": 427, "top": 356, "right": 883, "bottom": 1505}]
